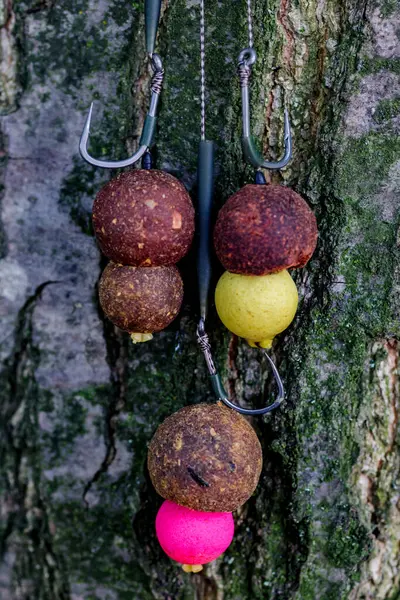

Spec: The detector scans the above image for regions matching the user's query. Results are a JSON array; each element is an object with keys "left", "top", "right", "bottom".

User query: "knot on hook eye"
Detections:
[
  {"left": 150, "top": 53, "right": 164, "bottom": 95},
  {"left": 238, "top": 47, "right": 257, "bottom": 67},
  {"left": 238, "top": 62, "right": 251, "bottom": 88}
]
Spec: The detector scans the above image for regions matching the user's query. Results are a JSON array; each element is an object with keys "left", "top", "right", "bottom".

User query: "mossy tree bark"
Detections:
[{"left": 0, "top": 0, "right": 399, "bottom": 598}]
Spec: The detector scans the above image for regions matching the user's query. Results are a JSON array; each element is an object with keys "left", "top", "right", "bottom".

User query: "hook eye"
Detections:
[
  {"left": 238, "top": 47, "right": 257, "bottom": 67},
  {"left": 151, "top": 52, "right": 163, "bottom": 73},
  {"left": 197, "top": 317, "right": 206, "bottom": 337}
]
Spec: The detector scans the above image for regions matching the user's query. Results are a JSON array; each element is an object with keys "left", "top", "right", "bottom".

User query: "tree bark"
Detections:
[{"left": 0, "top": 0, "right": 399, "bottom": 599}]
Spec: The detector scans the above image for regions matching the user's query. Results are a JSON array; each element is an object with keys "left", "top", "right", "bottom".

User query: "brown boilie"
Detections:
[
  {"left": 214, "top": 184, "right": 318, "bottom": 275},
  {"left": 148, "top": 403, "right": 263, "bottom": 512},
  {"left": 99, "top": 262, "right": 183, "bottom": 336},
  {"left": 93, "top": 169, "right": 195, "bottom": 266}
]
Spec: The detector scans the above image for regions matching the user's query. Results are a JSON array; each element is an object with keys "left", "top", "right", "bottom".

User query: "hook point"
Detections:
[{"left": 82, "top": 102, "right": 94, "bottom": 135}]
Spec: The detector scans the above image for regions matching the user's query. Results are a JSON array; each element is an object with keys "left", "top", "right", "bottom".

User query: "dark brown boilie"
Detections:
[
  {"left": 148, "top": 403, "right": 262, "bottom": 512},
  {"left": 93, "top": 170, "right": 195, "bottom": 266},
  {"left": 99, "top": 262, "right": 183, "bottom": 336},
  {"left": 214, "top": 184, "right": 318, "bottom": 275}
]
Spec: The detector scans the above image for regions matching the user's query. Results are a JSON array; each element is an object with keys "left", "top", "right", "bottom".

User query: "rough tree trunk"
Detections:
[{"left": 0, "top": 0, "right": 399, "bottom": 598}]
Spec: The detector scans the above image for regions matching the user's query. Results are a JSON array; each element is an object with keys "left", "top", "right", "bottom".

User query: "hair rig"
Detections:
[
  {"left": 79, "top": 0, "right": 196, "bottom": 345},
  {"left": 196, "top": 4, "right": 316, "bottom": 416}
]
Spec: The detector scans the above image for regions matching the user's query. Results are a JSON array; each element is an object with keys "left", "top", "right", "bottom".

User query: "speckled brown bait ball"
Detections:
[
  {"left": 99, "top": 262, "right": 183, "bottom": 340},
  {"left": 93, "top": 170, "right": 195, "bottom": 266},
  {"left": 214, "top": 184, "right": 318, "bottom": 275},
  {"left": 148, "top": 403, "right": 262, "bottom": 512}
]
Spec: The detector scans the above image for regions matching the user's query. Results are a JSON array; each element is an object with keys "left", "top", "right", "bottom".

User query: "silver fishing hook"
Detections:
[
  {"left": 79, "top": 54, "right": 164, "bottom": 169},
  {"left": 197, "top": 318, "right": 285, "bottom": 416},
  {"left": 238, "top": 47, "right": 292, "bottom": 170}
]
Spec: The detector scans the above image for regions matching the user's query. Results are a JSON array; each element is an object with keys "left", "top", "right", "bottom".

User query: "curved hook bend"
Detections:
[
  {"left": 79, "top": 54, "right": 164, "bottom": 169},
  {"left": 238, "top": 48, "right": 292, "bottom": 170},
  {"left": 197, "top": 318, "right": 284, "bottom": 416}
]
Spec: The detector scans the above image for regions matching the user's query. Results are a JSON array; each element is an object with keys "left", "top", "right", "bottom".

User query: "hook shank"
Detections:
[{"left": 238, "top": 48, "right": 292, "bottom": 170}]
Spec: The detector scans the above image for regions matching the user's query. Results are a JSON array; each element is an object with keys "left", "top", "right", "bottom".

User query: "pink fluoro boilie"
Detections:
[{"left": 155, "top": 500, "right": 234, "bottom": 565}]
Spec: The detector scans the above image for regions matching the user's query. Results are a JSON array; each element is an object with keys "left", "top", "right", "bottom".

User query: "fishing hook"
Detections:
[
  {"left": 79, "top": 53, "right": 164, "bottom": 169},
  {"left": 197, "top": 318, "right": 285, "bottom": 416},
  {"left": 238, "top": 48, "right": 292, "bottom": 170}
]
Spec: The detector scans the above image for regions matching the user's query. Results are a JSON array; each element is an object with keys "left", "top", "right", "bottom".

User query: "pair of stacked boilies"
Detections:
[
  {"left": 94, "top": 170, "right": 194, "bottom": 342},
  {"left": 214, "top": 184, "right": 318, "bottom": 348},
  {"left": 93, "top": 169, "right": 318, "bottom": 570},
  {"left": 148, "top": 402, "right": 262, "bottom": 570}
]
